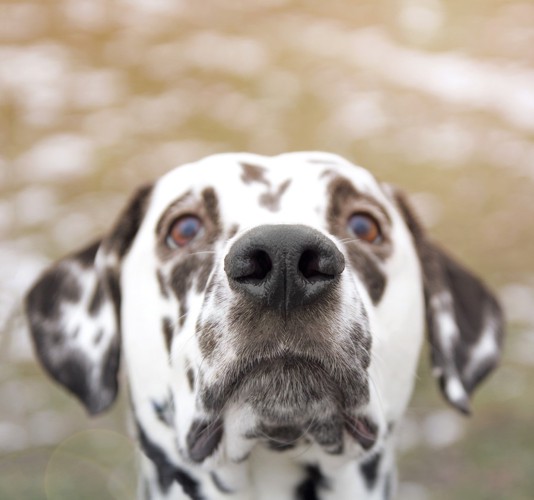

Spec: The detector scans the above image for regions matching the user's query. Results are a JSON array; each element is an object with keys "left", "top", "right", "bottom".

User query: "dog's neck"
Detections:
[{"left": 137, "top": 428, "right": 396, "bottom": 500}]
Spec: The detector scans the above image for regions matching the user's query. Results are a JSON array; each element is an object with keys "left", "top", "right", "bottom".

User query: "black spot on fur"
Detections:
[
  {"left": 309, "top": 417, "right": 344, "bottom": 453},
  {"left": 240, "top": 162, "right": 269, "bottom": 185},
  {"left": 259, "top": 179, "right": 291, "bottom": 212},
  {"left": 227, "top": 224, "right": 240, "bottom": 240},
  {"left": 346, "top": 247, "right": 386, "bottom": 304},
  {"left": 152, "top": 393, "right": 175, "bottom": 428},
  {"left": 295, "top": 465, "right": 328, "bottom": 500},
  {"left": 360, "top": 453, "right": 381, "bottom": 489},
  {"left": 186, "top": 367, "right": 195, "bottom": 391},
  {"left": 98, "top": 337, "right": 120, "bottom": 412},
  {"left": 345, "top": 417, "right": 378, "bottom": 451},
  {"left": 186, "top": 419, "right": 224, "bottom": 463},
  {"left": 197, "top": 321, "right": 219, "bottom": 358},
  {"left": 136, "top": 421, "right": 203, "bottom": 499},
  {"left": 156, "top": 270, "right": 170, "bottom": 298},
  {"left": 250, "top": 424, "right": 302, "bottom": 451},
  {"left": 201, "top": 188, "right": 221, "bottom": 238},
  {"left": 162, "top": 317, "right": 174, "bottom": 352}
]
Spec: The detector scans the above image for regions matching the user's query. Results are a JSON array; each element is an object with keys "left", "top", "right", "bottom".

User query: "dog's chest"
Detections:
[{"left": 194, "top": 444, "right": 393, "bottom": 500}]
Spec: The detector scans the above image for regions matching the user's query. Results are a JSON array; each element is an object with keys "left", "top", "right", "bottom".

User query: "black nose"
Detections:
[{"left": 224, "top": 225, "right": 345, "bottom": 314}]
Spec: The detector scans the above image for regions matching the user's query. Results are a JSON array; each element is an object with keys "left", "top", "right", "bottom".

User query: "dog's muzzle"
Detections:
[
  {"left": 224, "top": 225, "right": 345, "bottom": 315},
  {"left": 195, "top": 225, "right": 376, "bottom": 456}
]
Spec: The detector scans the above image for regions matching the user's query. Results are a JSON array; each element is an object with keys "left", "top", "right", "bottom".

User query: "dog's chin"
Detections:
[
  {"left": 238, "top": 357, "right": 343, "bottom": 423},
  {"left": 235, "top": 358, "right": 377, "bottom": 453},
  {"left": 190, "top": 357, "right": 378, "bottom": 462}
]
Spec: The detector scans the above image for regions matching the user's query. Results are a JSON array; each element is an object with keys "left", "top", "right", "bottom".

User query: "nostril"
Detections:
[
  {"left": 298, "top": 249, "right": 334, "bottom": 282},
  {"left": 236, "top": 250, "right": 272, "bottom": 283}
]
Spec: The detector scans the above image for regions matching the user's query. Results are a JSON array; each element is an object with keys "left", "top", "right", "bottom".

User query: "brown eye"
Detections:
[
  {"left": 348, "top": 213, "right": 382, "bottom": 244},
  {"left": 167, "top": 215, "right": 203, "bottom": 248}
]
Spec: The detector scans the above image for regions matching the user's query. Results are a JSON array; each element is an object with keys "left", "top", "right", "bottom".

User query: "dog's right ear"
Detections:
[
  {"left": 391, "top": 188, "right": 505, "bottom": 415},
  {"left": 24, "top": 185, "right": 152, "bottom": 415}
]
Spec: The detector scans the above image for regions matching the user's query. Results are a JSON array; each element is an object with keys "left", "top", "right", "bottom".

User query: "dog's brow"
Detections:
[{"left": 327, "top": 177, "right": 391, "bottom": 223}]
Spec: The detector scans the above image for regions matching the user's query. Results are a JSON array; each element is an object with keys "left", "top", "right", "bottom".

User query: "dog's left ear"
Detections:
[
  {"left": 24, "top": 185, "right": 152, "bottom": 415},
  {"left": 392, "top": 190, "right": 505, "bottom": 414}
]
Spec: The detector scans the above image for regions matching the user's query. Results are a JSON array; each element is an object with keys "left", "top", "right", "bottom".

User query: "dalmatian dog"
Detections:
[{"left": 25, "top": 152, "right": 504, "bottom": 500}]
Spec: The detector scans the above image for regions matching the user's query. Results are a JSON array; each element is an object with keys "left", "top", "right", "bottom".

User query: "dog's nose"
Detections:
[{"left": 224, "top": 225, "right": 345, "bottom": 314}]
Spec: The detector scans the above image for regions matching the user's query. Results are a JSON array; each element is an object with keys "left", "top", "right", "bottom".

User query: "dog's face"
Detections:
[{"left": 25, "top": 153, "right": 504, "bottom": 469}]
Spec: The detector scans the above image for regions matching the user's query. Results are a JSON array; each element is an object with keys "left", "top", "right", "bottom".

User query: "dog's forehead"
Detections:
[{"left": 150, "top": 152, "right": 386, "bottom": 225}]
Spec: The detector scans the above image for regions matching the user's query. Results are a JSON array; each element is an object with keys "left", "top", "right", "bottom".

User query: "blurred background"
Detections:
[{"left": 1, "top": 0, "right": 533, "bottom": 498}]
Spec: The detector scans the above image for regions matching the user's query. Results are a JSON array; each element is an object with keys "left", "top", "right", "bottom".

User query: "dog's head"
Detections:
[{"left": 25, "top": 152, "right": 504, "bottom": 464}]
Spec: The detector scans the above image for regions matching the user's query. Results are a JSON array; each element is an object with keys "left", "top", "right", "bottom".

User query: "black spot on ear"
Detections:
[
  {"left": 104, "top": 269, "right": 121, "bottom": 321},
  {"left": 76, "top": 240, "right": 100, "bottom": 267},
  {"left": 136, "top": 421, "right": 203, "bottom": 499},
  {"left": 55, "top": 354, "right": 92, "bottom": 407},
  {"left": 88, "top": 279, "right": 105, "bottom": 316},
  {"left": 360, "top": 453, "right": 381, "bottom": 490},
  {"left": 26, "top": 266, "right": 81, "bottom": 319},
  {"left": 105, "top": 184, "right": 153, "bottom": 258},
  {"left": 295, "top": 465, "right": 329, "bottom": 500}
]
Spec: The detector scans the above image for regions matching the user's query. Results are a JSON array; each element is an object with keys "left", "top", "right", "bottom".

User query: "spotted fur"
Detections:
[{"left": 25, "top": 152, "right": 504, "bottom": 499}]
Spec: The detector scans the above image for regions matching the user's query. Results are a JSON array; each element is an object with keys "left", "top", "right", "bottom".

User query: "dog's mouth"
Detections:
[
  {"left": 195, "top": 355, "right": 376, "bottom": 458},
  {"left": 202, "top": 355, "right": 368, "bottom": 415}
]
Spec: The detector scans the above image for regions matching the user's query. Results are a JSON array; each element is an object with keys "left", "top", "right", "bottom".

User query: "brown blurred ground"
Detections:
[{"left": 1, "top": 0, "right": 533, "bottom": 498}]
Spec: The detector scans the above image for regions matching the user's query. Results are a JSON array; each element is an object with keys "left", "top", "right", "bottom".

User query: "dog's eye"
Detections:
[
  {"left": 347, "top": 213, "right": 382, "bottom": 244},
  {"left": 167, "top": 215, "right": 203, "bottom": 248}
]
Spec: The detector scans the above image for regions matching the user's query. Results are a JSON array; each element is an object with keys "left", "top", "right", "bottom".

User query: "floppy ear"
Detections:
[
  {"left": 24, "top": 185, "right": 152, "bottom": 415},
  {"left": 393, "top": 190, "right": 505, "bottom": 414}
]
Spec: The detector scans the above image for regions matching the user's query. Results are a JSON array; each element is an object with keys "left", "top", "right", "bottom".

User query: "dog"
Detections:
[{"left": 25, "top": 152, "right": 504, "bottom": 500}]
